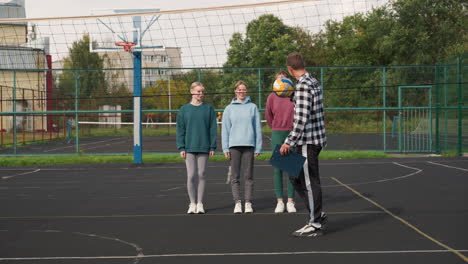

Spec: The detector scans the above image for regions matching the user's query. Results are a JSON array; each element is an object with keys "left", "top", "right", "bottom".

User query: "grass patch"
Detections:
[
  {"left": 440, "top": 150, "right": 466, "bottom": 157},
  {"left": 0, "top": 150, "right": 390, "bottom": 167}
]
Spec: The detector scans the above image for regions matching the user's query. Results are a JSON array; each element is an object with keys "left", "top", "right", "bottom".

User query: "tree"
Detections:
[
  {"left": 307, "top": 0, "right": 467, "bottom": 115},
  {"left": 143, "top": 79, "right": 189, "bottom": 122},
  {"left": 223, "top": 15, "right": 313, "bottom": 108},
  {"left": 172, "top": 69, "right": 225, "bottom": 108},
  {"left": 311, "top": 0, "right": 467, "bottom": 66},
  {"left": 388, "top": 0, "right": 467, "bottom": 65},
  {"left": 224, "top": 14, "right": 300, "bottom": 68},
  {"left": 57, "top": 34, "right": 107, "bottom": 110},
  {"left": 311, "top": 8, "right": 395, "bottom": 66}
]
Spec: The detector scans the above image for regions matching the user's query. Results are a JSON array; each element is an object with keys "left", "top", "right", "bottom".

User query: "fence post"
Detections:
[
  {"left": 382, "top": 66, "right": 387, "bottom": 152},
  {"left": 320, "top": 67, "right": 325, "bottom": 91},
  {"left": 398, "top": 87, "right": 402, "bottom": 152},
  {"left": 457, "top": 56, "right": 463, "bottom": 156},
  {"left": 257, "top": 68, "right": 262, "bottom": 109},
  {"left": 13, "top": 71, "right": 17, "bottom": 155},
  {"left": 435, "top": 65, "right": 440, "bottom": 154},
  {"left": 0, "top": 85, "right": 3, "bottom": 146},
  {"left": 74, "top": 71, "right": 80, "bottom": 154}
]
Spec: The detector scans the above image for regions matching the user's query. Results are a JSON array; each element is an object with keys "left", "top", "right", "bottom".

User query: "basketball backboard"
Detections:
[{"left": 88, "top": 8, "right": 164, "bottom": 53}]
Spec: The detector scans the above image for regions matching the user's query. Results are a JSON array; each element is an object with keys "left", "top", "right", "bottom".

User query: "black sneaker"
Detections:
[
  {"left": 291, "top": 223, "right": 323, "bottom": 237},
  {"left": 319, "top": 212, "right": 328, "bottom": 226}
]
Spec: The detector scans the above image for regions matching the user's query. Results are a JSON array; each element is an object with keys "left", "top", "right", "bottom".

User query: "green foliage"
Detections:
[
  {"left": 142, "top": 79, "right": 189, "bottom": 122},
  {"left": 314, "top": 9, "right": 396, "bottom": 66},
  {"left": 313, "top": 0, "right": 467, "bottom": 66},
  {"left": 172, "top": 69, "right": 226, "bottom": 108},
  {"left": 224, "top": 14, "right": 299, "bottom": 68},
  {"left": 57, "top": 35, "right": 107, "bottom": 110},
  {"left": 389, "top": 0, "right": 468, "bottom": 64}
]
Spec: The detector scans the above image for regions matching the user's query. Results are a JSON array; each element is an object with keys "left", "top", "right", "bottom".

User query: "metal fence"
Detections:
[{"left": 1, "top": 56, "right": 466, "bottom": 156}]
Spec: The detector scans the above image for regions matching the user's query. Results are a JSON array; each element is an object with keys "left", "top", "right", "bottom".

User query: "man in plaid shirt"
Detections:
[{"left": 280, "top": 52, "right": 327, "bottom": 237}]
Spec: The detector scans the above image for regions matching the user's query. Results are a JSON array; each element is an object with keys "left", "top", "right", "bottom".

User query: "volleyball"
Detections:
[{"left": 273, "top": 78, "right": 294, "bottom": 98}]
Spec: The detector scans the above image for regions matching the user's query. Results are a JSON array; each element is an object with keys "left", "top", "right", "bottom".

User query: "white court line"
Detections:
[
  {"left": 427, "top": 161, "right": 468, "bottom": 172},
  {"left": 332, "top": 177, "right": 468, "bottom": 263},
  {"left": 0, "top": 159, "right": 465, "bottom": 172},
  {"left": 80, "top": 140, "right": 129, "bottom": 151},
  {"left": 0, "top": 249, "right": 467, "bottom": 261},
  {"left": 0, "top": 211, "right": 384, "bottom": 220},
  {"left": 319, "top": 162, "right": 422, "bottom": 187},
  {"left": 207, "top": 162, "right": 422, "bottom": 190},
  {"left": 73, "top": 231, "right": 143, "bottom": 264},
  {"left": 1, "top": 230, "right": 143, "bottom": 263},
  {"left": 44, "top": 138, "right": 123, "bottom": 152},
  {"left": 161, "top": 186, "right": 185, "bottom": 192},
  {"left": 1, "top": 169, "right": 41, "bottom": 180}
]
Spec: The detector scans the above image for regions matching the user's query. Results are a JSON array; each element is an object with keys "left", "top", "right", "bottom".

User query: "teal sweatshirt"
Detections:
[
  {"left": 222, "top": 96, "right": 262, "bottom": 153},
  {"left": 176, "top": 103, "right": 217, "bottom": 152}
]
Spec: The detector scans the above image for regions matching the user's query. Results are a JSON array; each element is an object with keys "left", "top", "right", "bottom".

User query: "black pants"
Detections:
[{"left": 289, "top": 144, "right": 323, "bottom": 224}]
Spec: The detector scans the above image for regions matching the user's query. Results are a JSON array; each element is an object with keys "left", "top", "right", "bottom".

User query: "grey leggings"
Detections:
[
  {"left": 185, "top": 153, "right": 208, "bottom": 204},
  {"left": 230, "top": 146, "right": 254, "bottom": 202}
]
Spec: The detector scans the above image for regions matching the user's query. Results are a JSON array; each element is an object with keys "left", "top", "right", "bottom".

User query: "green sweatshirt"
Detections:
[{"left": 176, "top": 103, "right": 217, "bottom": 153}]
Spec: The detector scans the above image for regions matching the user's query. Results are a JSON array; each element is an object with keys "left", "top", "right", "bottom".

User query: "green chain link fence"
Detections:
[{"left": 1, "top": 56, "right": 466, "bottom": 156}]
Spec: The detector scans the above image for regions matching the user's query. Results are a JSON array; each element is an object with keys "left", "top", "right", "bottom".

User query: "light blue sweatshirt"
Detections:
[{"left": 222, "top": 96, "right": 262, "bottom": 153}]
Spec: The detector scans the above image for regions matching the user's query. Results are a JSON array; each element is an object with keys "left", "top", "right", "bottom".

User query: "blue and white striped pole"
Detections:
[
  {"left": 133, "top": 51, "right": 143, "bottom": 164},
  {"left": 133, "top": 16, "right": 143, "bottom": 164}
]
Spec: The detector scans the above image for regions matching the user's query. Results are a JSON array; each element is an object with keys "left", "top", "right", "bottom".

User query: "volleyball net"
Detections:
[{"left": 0, "top": 0, "right": 465, "bottom": 156}]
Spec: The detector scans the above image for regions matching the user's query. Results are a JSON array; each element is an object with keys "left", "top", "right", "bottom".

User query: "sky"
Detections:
[{"left": 25, "top": 0, "right": 288, "bottom": 19}]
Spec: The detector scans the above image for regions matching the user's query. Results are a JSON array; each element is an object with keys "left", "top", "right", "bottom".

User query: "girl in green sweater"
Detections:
[{"left": 176, "top": 82, "right": 217, "bottom": 214}]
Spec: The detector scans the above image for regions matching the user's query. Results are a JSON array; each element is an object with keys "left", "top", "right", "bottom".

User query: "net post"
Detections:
[{"left": 133, "top": 51, "right": 143, "bottom": 164}]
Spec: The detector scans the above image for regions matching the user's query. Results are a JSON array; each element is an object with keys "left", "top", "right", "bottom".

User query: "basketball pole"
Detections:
[
  {"left": 133, "top": 50, "right": 143, "bottom": 164},
  {"left": 133, "top": 16, "right": 143, "bottom": 164}
]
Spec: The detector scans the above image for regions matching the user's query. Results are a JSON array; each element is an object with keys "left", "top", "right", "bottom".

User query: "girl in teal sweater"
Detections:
[{"left": 176, "top": 82, "right": 217, "bottom": 214}]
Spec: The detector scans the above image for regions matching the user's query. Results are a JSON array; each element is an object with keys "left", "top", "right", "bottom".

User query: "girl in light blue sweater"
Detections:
[{"left": 222, "top": 80, "right": 262, "bottom": 214}]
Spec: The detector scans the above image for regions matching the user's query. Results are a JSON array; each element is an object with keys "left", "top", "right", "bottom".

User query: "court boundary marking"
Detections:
[
  {"left": 0, "top": 158, "right": 466, "bottom": 172},
  {"left": 43, "top": 138, "right": 124, "bottom": 153},
  {"left": 427, "top": 161, "right": 468, "bottom": 172},
  {"left": 0, "top": 162, "right": 423, "bottom": 189},
  {"left": 0, "top": 169, "right": 41, "bottom": 180},
  {"left": 0, "top": 249, "right": 467, "bottom": 261},
  {"left": 331, "top": 175, "right": 468, "bottom": 262},
  {"left": 0, "top": 210, "right": 384, "bottom": 220}
]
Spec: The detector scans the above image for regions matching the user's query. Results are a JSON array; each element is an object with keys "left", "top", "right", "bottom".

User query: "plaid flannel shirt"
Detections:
[{"left": 285, "top": 72, "right": 327, "bottom": 147}]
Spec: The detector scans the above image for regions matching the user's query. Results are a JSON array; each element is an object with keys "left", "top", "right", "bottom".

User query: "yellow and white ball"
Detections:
[{"left": 273, "top": 78, "right": 294, "bottom": 98}]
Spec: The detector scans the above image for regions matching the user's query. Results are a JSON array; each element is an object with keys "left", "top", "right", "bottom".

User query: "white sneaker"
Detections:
[
  {"left": 234, "top": 201, "right": 242, "bottom": 214},
  {"left": 286, "top": 202, "right": 297, "bottom": 213},
  {"left": 274, "top": 201, "right": 285, "bottom": 213},
  {"left": 196, "top": 203, "right": 205, "bottom": 214},
  {"left": 187, "top": 203, "right": 196, "bottom": 214},
  {"left": 244, "top": 202, "right": 253, "bottom": 213},
  {"left": 291, "top": 223, "right": 323, "bottom": 237}
]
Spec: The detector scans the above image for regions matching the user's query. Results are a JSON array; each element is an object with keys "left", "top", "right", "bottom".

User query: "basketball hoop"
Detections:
[{"left": 115, "top": 41, "right": 136, "bottom": 52}]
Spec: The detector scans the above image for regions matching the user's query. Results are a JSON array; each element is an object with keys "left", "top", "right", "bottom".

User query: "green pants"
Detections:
[{"left": 271, "top": 130, "right": 295, "bottom": 199}]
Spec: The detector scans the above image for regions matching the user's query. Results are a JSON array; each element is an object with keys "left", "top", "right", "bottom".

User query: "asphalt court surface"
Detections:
[{"left": 0, "top": 157, "right": 467, "bottom": 263}]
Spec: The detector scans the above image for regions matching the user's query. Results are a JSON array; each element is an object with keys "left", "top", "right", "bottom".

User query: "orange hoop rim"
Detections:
[{"left": 115, "top": 41, "right": 136, "bottom": 52}]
